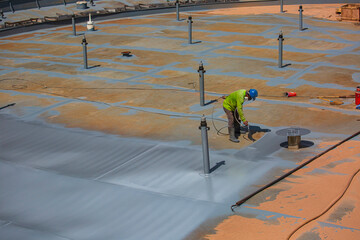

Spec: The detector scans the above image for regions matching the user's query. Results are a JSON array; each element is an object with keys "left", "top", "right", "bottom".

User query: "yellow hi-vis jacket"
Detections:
[{"left": 223, "top": 89, "right": 246, "bottom": 122}]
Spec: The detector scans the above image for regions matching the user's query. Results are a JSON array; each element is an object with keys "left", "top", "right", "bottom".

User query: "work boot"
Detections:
[{"left": 228, "top": 127, "right": 239, "bottom": 143}]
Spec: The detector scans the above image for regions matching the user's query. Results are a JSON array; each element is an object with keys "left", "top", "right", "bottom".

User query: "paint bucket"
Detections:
[
  {"left": 87, "top": 13, "right": 95, "bottom": 31},
  {"left": 286, "top": 92, "right": 297, "bottom": 97},
  {"left": 87, "top": 21, "right": 94, "bottom": 31}
]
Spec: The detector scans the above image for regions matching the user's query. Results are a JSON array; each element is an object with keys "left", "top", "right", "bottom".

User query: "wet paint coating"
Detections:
[{"left": 0, "top": 1, "right": 359, "bottom": 240}]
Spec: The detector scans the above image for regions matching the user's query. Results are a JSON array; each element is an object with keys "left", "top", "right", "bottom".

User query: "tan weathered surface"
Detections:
[
  {"left": 0, "top": 3, "right": 360, "bottom": 240},
  {"left": 206, "top": 140, "right": 360, "bottom": 240},
  {"left": 0, "top": 4, "right": 359, "bottom": 150}
]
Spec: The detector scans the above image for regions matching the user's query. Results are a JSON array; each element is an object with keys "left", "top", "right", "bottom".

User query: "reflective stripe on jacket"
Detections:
[{"left": 223, "top": 89, "right": 246, "bottom": 122}]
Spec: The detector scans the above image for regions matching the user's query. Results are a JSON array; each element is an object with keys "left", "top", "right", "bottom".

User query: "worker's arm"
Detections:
[
  {"left": 237, "top": 105, "right": 246, "bottom": 123},
  {"left": 237, "top": 92, "right": 247, "bottom": 124}
]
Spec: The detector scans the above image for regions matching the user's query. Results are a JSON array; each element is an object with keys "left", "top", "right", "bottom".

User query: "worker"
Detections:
[{"left": 222, "top": 89, "right": 258, "bottom": 143}]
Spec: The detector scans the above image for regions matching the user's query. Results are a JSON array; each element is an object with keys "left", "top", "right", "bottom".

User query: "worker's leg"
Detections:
[
  {"left": 223, "top": 107, "right": 239, "bottom": 143},
  {"left": 233, "top": 108, "right": 241, "bottom": 136},
  {"left": 223, "top": 107, "right": 234, "bottom": 128}
]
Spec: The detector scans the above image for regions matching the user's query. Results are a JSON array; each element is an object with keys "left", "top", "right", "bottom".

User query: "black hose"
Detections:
[
  {"left": 211, "top": 100, "right": 229, "bottom": 136},
  {"left": 231, "top": 130, "right": 360, "bottom": 212},
  {"left": 0, "top": 103, "right": 16, "bottom": 110}
]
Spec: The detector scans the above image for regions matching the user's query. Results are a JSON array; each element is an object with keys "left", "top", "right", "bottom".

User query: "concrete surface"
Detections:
[
  {"left": 206, "top": 138, "right": 360, "bottom": 240},
  {"left": 0, "top": 1, "right": 359, "bottom": 240}
]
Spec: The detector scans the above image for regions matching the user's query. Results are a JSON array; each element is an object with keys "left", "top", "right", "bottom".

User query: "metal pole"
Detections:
[
  {"left": 82, "top": 36, "right": 88, "bottom": 69},
  {"left": 9, "top": 1, "right": 14, "bottom": 13},
  {"left": 36, "top": 0, "right": 40, "bottom": 9},
  {"left": 188, "top": 16, "right": 193, "bottom": 44},
  {"left": 299, "top": 5, "right": 303, "bottom": 31},
  {"left": 278, "top": 31, "right": 284, "bottom": 68},
  {"left": 280, "top": 0, "right": 284, "bottom": 13},
  {"left": 199, "top": 115, "right": 210, "bottom": 175},
  {"left": 176, "top": 0, "right": 179, "bottom": 21},
  {"left": 198, "top": 61, "right": 206, "bottom": 106},
  {"left": 72, "top": 15, "right": 76, "bottom": 36}
]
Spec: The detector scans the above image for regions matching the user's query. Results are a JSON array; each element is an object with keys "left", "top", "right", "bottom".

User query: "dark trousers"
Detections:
[{"left": 223, "top": 107, "right": 240, "bottom": 133}]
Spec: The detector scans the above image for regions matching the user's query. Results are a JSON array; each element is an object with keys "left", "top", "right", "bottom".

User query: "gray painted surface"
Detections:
[
  {"left": 0, "top": 224, "right": 70, "bottom": 240},
  {"left": 0, "top": 114, "right": 293, "bottom": 240},
  {"left": 2, "top": 2, "right": 358, "bottom": 236},
  {"left": 0, "top": 160, "right": 227, "bottom": 240}
]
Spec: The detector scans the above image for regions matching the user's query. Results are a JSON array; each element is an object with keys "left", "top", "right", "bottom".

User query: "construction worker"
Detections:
[{"left": 222, "top": 89, "right": 258, "bottom": 143}]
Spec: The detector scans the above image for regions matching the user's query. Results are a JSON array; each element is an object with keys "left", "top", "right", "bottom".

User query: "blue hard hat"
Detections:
[{"left": 249, "top": 89, "right": 258, "bottom": 100}]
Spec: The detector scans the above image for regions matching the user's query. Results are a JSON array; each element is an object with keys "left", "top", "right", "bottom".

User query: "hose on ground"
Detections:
[
  {"left": 210, "top": 101, "right": 253, "bottom": 141},
  {"left": 231, "top": 130, "right": 360, "bottom": 212},
  {"left": 287, "top": 167, "right": 360, "bottom": 239}
]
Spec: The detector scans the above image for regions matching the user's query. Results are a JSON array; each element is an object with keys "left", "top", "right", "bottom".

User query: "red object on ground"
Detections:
[
  {"left": 355, "top": 90, "right": 360, "bottom": 105},
  {"left": 121, "top": 51, "right": 132, "bottom": 57},
  {"left": 286, "top": 92, "right": 297, "bottom": 97}
]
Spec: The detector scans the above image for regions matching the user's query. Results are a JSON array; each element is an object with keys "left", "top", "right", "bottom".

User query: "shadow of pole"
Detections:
[
  {"left": 204, "top": 99, "right": 218, "bottom": 106},
  {"left": 210, "top": 160, "right": 225, "bottom": 173},
  {"left": 88, "top": 64, "right": 101, "bottom": 69}
]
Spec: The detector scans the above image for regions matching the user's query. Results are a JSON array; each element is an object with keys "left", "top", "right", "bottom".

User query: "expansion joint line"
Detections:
[
  {"left": 287, "top": 168, "right": 360, "bottom": 239},
  {"left": 230, "top": 130, "right": 360, "bottom": 212}
]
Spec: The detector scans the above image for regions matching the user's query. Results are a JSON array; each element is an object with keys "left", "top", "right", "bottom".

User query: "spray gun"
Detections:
[{"left": 241, "top": 123, "right": 250, "bottom": 133}]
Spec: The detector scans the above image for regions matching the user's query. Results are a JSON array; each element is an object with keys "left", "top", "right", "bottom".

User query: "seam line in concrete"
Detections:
[
  {"left": 0, "top": 219, "right": 74, "bottom": 240},
  {"left": 94, "top": 144, "right": 160, "bottom": 180},
  {"left": 21, "top": 99, "right": 74, "bottom": 119}
]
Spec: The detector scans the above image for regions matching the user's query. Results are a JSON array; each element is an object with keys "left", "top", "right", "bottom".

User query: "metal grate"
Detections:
[{"left": 276, "top": 127, "right": 311, "bottom": 137}]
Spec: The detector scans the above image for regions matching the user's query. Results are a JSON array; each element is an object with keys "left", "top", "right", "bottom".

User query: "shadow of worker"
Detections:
[
  {"left": 233, "top": 110, "right": 270, "bottom": 141},
  {"left": 246, "top": 125, "right": 271, "bottom": 142}
]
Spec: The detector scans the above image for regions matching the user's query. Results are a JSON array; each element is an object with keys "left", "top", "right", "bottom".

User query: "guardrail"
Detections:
[
  {"left": 0, "top": 0, "right": 276, "bottom": 30},
  {"left": 0, "top": 0, "right": 78, "bottom": 12}
]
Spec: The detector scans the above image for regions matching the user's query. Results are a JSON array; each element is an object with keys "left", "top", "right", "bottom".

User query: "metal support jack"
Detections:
[
  {"left": 280, "top": 0, "right": 284, "bottom": 13},
  {"left": 176, "top": 0, "right": 180, "bottom": 21},
  {"left": 9, "top": 1, "right": 14, "bottom": 13},
  {"left": 198, "top": 61, "right": 206, "bottom": 106},
  {"left": 72, "top": 15, "right": 76, "bottom": 36},
  {"left": 188, "top": 16, "right": 193, "bottom": 44},
  {"left": 199, "top": 115, "right": 210, "bottom": 175},
  {"left": 299, "top": 5, "right": 304, "bottom": 31},
  {"left": 82, "top": 36, "right": 88, "bottom": 69},
  {"left": 278, "top": 31, "right": 284, "bottom": 68}
]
